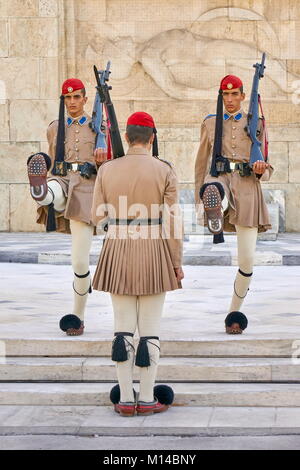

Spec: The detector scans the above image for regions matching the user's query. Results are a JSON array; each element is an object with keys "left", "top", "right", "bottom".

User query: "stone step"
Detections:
[
  {"left": 1, "top": 382, "right": 300, "bottom": 407},
  {"left": 1, "top": 357, "right": 299, "bottom": 382},
  {"left": 0, "top": 404, "right": 299, "bottom": 436},
  {"left": 1, "top": 337, "right": 296, "bottom": 358}
]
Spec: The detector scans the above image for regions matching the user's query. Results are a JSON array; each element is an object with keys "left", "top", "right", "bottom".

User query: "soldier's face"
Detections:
[
  {"left": 222, "top": 88, "right": 245, "bottom": 113},
  {"left": 64, "top": 90, "right": 87, "bottom": 117}
]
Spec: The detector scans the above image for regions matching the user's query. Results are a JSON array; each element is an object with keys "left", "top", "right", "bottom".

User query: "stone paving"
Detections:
[{"left": 0, "top": 232, "right": 300, "bottom": 266}]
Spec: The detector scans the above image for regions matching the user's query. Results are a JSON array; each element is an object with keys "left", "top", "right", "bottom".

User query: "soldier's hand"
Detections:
[
  {"left": 94, "top": 148, "right": 108, "bottom": 165},
  {"left": 253, "top": 161, "right": 269, "bottom": 175},
  {"left": 174, "top": 267, "right": 184, "bottom": 282}
]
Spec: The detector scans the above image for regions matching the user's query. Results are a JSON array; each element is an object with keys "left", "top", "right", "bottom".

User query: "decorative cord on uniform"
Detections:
[{"left": 135, "top": 336, "right": 160, "bottom": 368}]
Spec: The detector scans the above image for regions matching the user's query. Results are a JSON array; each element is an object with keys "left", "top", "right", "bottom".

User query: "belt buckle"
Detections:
[
  {"left": 229, "top": 161, "right": 236, "bottom": 171},
  {"left": 70, "top": 163, "right": 78, "bottom": 172}
]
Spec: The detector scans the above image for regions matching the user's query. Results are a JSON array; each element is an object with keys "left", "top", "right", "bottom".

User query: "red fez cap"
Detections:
[
  {"left": 62, "top": 78, "right": 85, "bottom": 95},
  {"left": 220, "top": 75, "right": 243, "bottom": 91},
  {"left": 127, "top": 111, "right": 155, "bottom": 129}
]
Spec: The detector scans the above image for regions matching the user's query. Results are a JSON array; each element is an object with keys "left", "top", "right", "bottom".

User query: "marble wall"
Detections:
[{"left": 0, "top": 0, "right": 299, "bottom": 231}]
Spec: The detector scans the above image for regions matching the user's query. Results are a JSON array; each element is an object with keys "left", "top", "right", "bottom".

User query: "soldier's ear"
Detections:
[
  {"left": 241, "top": 93, "right": 245, "bottom": 101},
  {"left": 124, "top": 132, "right": 130, "bottom": 144},
  {"left": 149, "top": 133, "right": 155, "bottom": 145}
]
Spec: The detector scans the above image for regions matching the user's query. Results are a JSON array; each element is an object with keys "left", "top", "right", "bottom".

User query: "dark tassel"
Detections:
[
  {"left": 210, "top": 90, "right": 224, "bottom": 177},
  {"left": 225, "top": 311, "right": 248, "bottom": 331},
  {"left": 59, "top": 314, "right": 81, "bottom": 332},
  {"left": 135, "top": 338, "right": 150, "bottom": 367},
  {"left": 153, "top": 384, "right": 174, "bottom": 405},
  {"left": 46, "top": 203, "right": 56, "bottom": 232},
  {"left": 213, "top": 232, "right": 224, "bottom": 244},
  {"left": 135, "top": 336, "right": 160, "bottom": 368},
  {"left": 152, "top": 128, "right": 159, "bottom": 157},
  {"left": 51, "top": 95, "right": 65, "bottom": 174},
  {"left": 111, "top": 332, "right": 133, "bottom": 362}
]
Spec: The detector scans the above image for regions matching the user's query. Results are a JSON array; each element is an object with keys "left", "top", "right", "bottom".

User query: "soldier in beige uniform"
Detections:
[
  {"left": 195, "top": 74, "right": 274, "bottom": 334},
  {"left": 27, "top": 78, "right": 107, "bottom": 336},
  {"left": 91, "top": 111, "right": 184, "bottom": 417}
]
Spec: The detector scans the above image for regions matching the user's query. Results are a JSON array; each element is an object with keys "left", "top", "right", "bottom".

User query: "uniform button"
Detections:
[
  {"left": 232, "top": 153, "right": 236, "bottom": 157},
  {"left": 75, "top": 148, "right": 79, "bottom": 151},
  {"left": 76, "top": 139, "right": 79, "bottom": 142},
  {"left": 232, "top": 126, "right": 236, "bottom": 130},
  {"left": 75, "top": 130, "right": 79, "bottom": 134},
  {"left": 232, "top": 145, "right": 236, "bottom": 148}
]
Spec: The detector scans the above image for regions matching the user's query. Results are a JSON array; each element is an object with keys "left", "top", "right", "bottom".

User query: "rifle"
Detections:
[
  {"left": 245, "top": 52, "right": 266, "bottom": 167},
  {"left": 93, "top": 61, "right": 125, "bottom": 159},
  {"left": 89, "top": 83, "right": 107, "bottom": 153}
]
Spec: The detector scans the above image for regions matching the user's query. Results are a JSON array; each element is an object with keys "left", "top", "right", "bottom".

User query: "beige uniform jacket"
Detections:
[
  {"left": 91, "top": 146, "right": 183, "bottom": 295},
  {"left": 194, "top": 109, "right": 274, "bottom": 232},
  {"left": 36, "top": 113, "right": 97, "bottom": 233}
]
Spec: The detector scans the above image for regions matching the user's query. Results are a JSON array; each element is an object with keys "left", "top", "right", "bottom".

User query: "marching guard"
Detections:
[
  {"left": 195, "top": 72, "right": 274, "bottom": 334},
  {"left": 27, "top": 78, "right": 107, "bottom": 336}
]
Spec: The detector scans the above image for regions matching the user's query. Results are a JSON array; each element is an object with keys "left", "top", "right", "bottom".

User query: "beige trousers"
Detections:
[{"left": 110, "top": 293, "right": 166, "bottom": 403}]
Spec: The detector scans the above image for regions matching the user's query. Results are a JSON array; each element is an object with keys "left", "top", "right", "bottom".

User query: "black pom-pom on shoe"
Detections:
[
  {"left": 59, "top": 314, "right": 82, "bottom": 332},
  {"left": 27, "top": 152, "right": 52, "bottom": 171},
  {"left": 225, "top": 311, "right": 248, "bottom": 331},
  {"left": 109, "top": 384, "right": 137, "bottom": 404},
  {"left": 153, "top": 384, "right": 174, "bottom": 405}
]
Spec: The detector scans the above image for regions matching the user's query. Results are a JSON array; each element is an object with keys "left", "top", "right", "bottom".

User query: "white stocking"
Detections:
[
  {"left": 229, "top": 225, "right": 258, "bottom": 312},
  {"left": 70, "top": 219, "right": 94, "bottom": 321}
]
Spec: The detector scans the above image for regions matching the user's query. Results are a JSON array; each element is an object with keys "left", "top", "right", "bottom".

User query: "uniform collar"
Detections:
[
  {"left": 223, "top": 109, "right": 243, "bottom": 121},
  {"left": 67, "top": 115, "right": 87, "bottom": 127},
  {"left": 126, "top": 146, "right": 151, "bottom": 156}
]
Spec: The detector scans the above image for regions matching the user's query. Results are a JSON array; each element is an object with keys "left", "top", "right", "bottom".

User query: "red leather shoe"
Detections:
[
  {"left": 114, "top": 402, "right": 136, "bottom": 417},
  {"left": 136, "top": 400, "right": 169, "bottom": 416}
]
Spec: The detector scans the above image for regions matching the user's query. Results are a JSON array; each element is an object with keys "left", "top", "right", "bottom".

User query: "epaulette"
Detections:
[
  {"left": 48, "top": 119, "right": 58, "bottom": 127},
  {"left": 203, "top": 114, "right": 216, "bottom": 121},
  {"left": 153, "top": 155, "right": 173, "bottom": 168}
]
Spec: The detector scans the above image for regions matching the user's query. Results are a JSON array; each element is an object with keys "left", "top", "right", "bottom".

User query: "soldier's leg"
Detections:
[
  {"left": 110, "top": 294, "right": 137, "bottom": 404},
  {"left": 27, "top": 152, "right": 66, "bottom": 212},
  {"left": 37, "top": 180, "right": 66, "bottom": 212},
  {"left": 226, "top": 225, "right": 258, "bottom": 334},
  {"left": 69, "top": 219, "right": 94, "bottom": 326},
  {"left": 135, "top": 293, "right": 167, "bottom": 413}
]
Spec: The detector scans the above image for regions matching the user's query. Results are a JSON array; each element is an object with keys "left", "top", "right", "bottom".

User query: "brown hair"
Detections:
[{"left": 126, "top": 124, "right": 153, "bottom": 144}]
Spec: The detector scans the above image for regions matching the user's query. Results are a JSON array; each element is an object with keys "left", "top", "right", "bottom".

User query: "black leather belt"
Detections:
[{"left": 109, "top": 218, "right": 162, "bottom": 225}]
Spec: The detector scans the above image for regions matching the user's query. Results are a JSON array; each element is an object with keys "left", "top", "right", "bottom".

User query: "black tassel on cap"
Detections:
[
  {"left": 135, "top": 336, "right": 159, "bottom": 368},
  {"left": 46, "top": 202, "right": 56, "bottom": 232},
  {"left": 111, "top": 332, "right": 134, "bottom": 362},
  {"left": 51, "top": 95, "right": 65, "bottom": 174},
  {"left": 152, "top": 128, "right": 159, "bottom": 157},
  {"left": 210, "top": 89, "right": 227, "bottom": 177}
]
